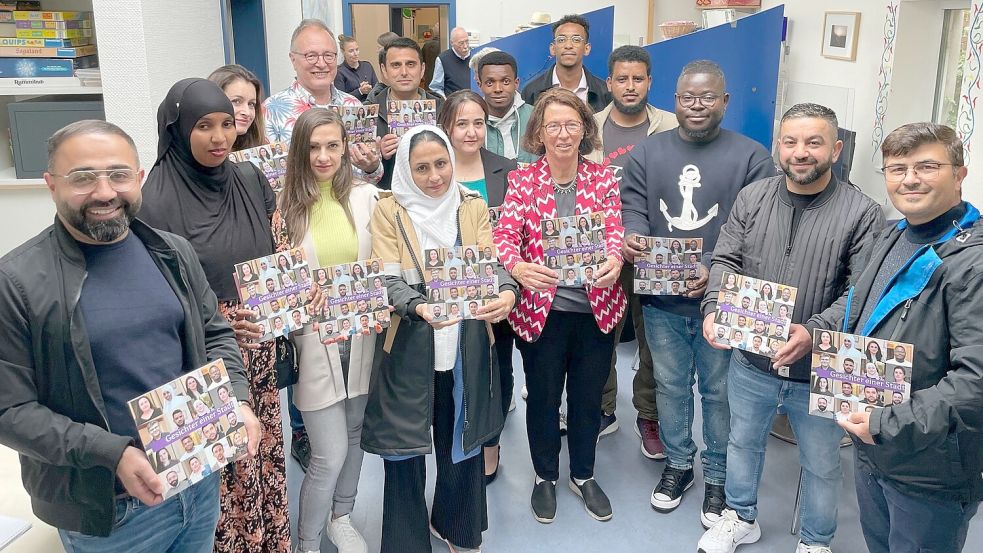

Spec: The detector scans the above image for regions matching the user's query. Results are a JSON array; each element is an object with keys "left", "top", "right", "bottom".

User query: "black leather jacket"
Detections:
[{"left": 0, "top": 218, "right": 247, "bottom": 536}]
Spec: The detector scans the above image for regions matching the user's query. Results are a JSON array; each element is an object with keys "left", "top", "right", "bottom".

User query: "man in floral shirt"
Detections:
[{"left": 264, "top": 18, "right": 382, "bottom": 184}]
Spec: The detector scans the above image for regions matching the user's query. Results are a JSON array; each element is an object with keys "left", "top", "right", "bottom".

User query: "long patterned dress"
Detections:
[{"left": 214, "top": 222, "right": 292, "bottom": 553}]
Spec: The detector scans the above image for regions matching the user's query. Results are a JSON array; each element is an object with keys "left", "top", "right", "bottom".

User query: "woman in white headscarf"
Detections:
[{"left": 360, "top": 126, "right": 517, "bottom": 553}]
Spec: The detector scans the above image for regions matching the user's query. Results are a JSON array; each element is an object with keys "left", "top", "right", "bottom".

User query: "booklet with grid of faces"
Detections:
[
  {"left": 314, "top": 257, "right": 391, "bottom": 341},
  {"left": 711, "top": 271, "right": 797, "bottom": 359},
  {"left": 423, "top": 245, "right": 500, "bottom": 320},
  {"left": 633, "top": 236, "right": 703, "bottom": 296},
  {"left": 329, "top": 104, "right": 379, "bottom": 148},
  {"left": 808, "top": 329, "right": 914, "bottom": 420},
  {"left": 129, "top": 359, "right": 248, "bottom": 499},
  {"left": 541, "top": 212, "right": 608, "bottom": 287},
  {"left": 387, "top": 98, "right": 437, "bottom": 137},
  {"left": 233, "top": 246, "right": 317, "bottom": 342},
  {"left": 228, "top": 142, "right": 288, "bottom": 193}
]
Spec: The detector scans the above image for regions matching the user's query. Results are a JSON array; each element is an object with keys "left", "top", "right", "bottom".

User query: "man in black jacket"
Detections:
[
  {"left": 812, "top": 122, "right": 983, "bottom": 553},
  {"left": 0, "top": 121, "right": 259, "bottom": 548},
  {"left": 696, "top": 104, "right": 884, "bottom": 553},
  {"left": 521, "top": 14, "right": 610, "bottom": 113}
]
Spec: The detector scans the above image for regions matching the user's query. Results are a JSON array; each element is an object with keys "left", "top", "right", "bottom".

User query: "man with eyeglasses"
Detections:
[
  {"left": 620, "top": 59, "right": 777, "bottom": 528},
  {"left": 368, "top": 36, "right": 444, "bottom": 189},
  {"left": 521, "top": 14, "right": 611, "bottom": 113},
  {"left": 807, "top": 122, "right": 983, "bottom": 553},
  {"left": 0, "top": 120, "right": 258, "bottom": 550},
  {"left": 584, "top": 45, "right": 677, "bottom": 453},
  {"left": 429, "top": 26, "right": 472, "bottom": 98},
  {"left": 696, "top": 103, "right": 883, "bottom": 553},
  {"left": 264, "top": 19, "right": 382, "bottom": 183}
]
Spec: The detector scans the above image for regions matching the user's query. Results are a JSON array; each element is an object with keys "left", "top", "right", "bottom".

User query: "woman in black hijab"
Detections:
[{"left": 140, "top": 78, "right": 291, "bottom": 553}]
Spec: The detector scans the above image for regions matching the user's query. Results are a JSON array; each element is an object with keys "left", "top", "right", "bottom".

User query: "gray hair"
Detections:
[
  {"left": 290, "top": 18, "right": 334, "bottom": 50},
  {"left": 678, "top": 60, "right": 726, "bottom": 89},
  {"left": 781, "top": 102, "right": 839, "bottom": 135},
  {"left": 47, "top": 120, "right": 138, "bottom": 171}
]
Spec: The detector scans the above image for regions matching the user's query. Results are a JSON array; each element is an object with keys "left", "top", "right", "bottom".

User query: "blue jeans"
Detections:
[
  {"left": 642, "top": 304, "right": 730, "bottom": 484},
  {"left": 725, "top": 353, "right": 843, "bottom": 546},
  {"left": 59, "top": 473, "right": 221, "bottom": 553},
  {"left": 288, "top": 384, "right": 305, "bottom": 434},
  {"left": 855, "top": 462, "right": 980, "bottom": 553}
]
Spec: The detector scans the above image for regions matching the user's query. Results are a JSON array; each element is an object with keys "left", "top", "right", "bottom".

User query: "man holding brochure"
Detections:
[
  {"left": 811, "top": 122, "right": 983, "bottom": 553},
  {"left": 696, "top": 103, "right": 883, "bottom": 553},
  {"left": 0, "top": 120, "right": 259, "bottom": 551}
]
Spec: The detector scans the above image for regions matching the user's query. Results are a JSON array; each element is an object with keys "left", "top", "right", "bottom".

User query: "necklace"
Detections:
[{"left": 553, "top": 177, "right": 576, "bottom": 194}]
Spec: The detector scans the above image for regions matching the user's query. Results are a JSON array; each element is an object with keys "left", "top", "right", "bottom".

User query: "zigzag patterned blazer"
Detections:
[{"left": 494, "top": 156, "right": 627, "bottom": 342}]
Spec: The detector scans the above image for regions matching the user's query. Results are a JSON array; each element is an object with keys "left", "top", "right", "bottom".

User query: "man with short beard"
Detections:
[
  {"left": 584, "top": 46, "right": 676, "bottom": 448},
  {"left": 620, "top": 60, "right": 778, "bottom": 527},
  {"left": 698, "top": 103, "right": 884, "bottom": 553},
  {"left": 0, "top": 120, "right": 259, "bottom": 549}
]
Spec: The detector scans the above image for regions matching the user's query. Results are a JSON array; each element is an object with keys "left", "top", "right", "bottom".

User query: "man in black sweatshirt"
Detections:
[
  {"left": 620, "top": 60, "right": 777, "bottom": 528},
  {"left": 695, "top": 103, "right": 884, "bottom": 553}
]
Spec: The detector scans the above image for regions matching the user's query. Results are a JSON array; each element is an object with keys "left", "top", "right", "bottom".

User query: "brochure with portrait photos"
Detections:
[
  {"left": 711, "top": 271, "right": 796, "bottom": 360},
  {"left": 423, "top": 245, "right": 500, "bottom": 320},
  {"left": 633, "top": 236, "right": 703, "bottom": 296},
  {"left": 387, "top": 99, "right": 437, "bottom": 137},
  {"left": 314, "top": 257, "right": 391, "bottom": 341},
  {"left": 233, "top": 245, "right": 318, "bottom": 343},
  {"left": 129, "top": 359, "right": 248, "bottom": 499},
  {"left": 541, "top": 212, "right": 608, "bottom": 287},
  {"left": 808, "top": 329, "right": 914, "bottom": 420},
  {"left": 228, "top": 141, "right": 288, "bottom": 194},
  {"left": 328, "top": 104, "right": 379, "bottom": 148},
  {"left": 488, "top": 206, "right": 502, "bottom": 229}
]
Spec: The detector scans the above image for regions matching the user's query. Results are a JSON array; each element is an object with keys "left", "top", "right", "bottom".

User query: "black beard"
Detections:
[
  {"left": 782, "top": 157, "right": 833, "bottom": 186},
  {"left": 62, "top": 198, "right": 140, "bottom": 242},
  {"left": 612, "top": 97, "right": 645, "bottom": 115},
  {"left": 680, "top": 125, "right": 714, "bottom": 142}
]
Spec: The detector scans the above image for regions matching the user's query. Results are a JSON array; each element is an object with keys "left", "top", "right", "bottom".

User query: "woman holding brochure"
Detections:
[
  {"left": 437, "top": 89, "right": 519, "bottom": 483},
  {"left": 139, "top": 78, "right": 289, "bottom": 552},
  {"left": 493, "top": 87, "right": 626, "bottom": 524},
  {"left": 362, "top": 125, "right": 517, "bottom": 553},
  {"left": 273, "top": 108, "right": 380, "bottom": 553}
]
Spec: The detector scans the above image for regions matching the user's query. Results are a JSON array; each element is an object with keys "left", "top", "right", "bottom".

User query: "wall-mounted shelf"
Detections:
[{"left": 0, "top": 86, "right": 102, "bottom": 97}]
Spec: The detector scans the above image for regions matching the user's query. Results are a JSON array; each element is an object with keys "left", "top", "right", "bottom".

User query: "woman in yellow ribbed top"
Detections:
[{"left": 274, "top": 108, "right": 378, "bottom": 553}]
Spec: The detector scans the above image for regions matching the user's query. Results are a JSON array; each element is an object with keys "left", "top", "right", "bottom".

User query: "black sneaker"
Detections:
[
  {"left": 291, "top": 432, "right": 311, "bottom": 472},
  {"left": 650, "top": 466, "right": 695, "bottom": 513},
  {"left": 531, "top": 479, "right": 557, "bottom": 523},
  {"left": 568, "top": 478, "right": 613, "bottom": 521},
  {"left": 701, "top": 482, "right": 726, "bottom": 529},
  {"left": 598, "top": 411, "right": 619, "bottom": 440}
]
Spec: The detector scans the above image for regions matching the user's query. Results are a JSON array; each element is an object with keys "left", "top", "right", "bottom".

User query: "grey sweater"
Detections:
[{"left": 702, "top": 174, "right": 885, "bottom": 381}]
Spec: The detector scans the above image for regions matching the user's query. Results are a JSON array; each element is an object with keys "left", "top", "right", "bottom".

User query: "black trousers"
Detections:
[
  {"left": 485, "top": 320, "right": 516, "bottom": 447},
  {"left": 381, "top": 370, "right": 487, "bottom": 552},
  {"left": 516, "top": 311, "right": 615, "bottom": 481}
]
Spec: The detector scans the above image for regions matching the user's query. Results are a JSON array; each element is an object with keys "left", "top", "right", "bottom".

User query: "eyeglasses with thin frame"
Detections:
[
  {"left": 553, "top": 35, "right": 585, "bottom": 45},
  {"left": 543, "top": 121, "right": 584, "bottom": 136},
  {"left": 51, "top": 169, "right": 139, "bottom": 195},
  {"left": 676, "top": 93, "right": 721, "bottom": 108},
  {"left": 882, "top": 161, "right": 956, "bottom": 182},
  {"left": 291, "top": 50, "right": 338, "bottom": 64}
]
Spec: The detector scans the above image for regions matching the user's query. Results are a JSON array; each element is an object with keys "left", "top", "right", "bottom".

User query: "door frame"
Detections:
[{"left": 342, "top": 0, "right": 456, "bottom": 37}]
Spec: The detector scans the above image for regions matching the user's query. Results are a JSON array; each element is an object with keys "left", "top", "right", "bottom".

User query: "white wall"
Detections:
[
  {"left": 265, "top": 0, "right": 304, "bottom": 95},
  {"left": 457, "top": 1, "right": 649, "bottom": 46}
]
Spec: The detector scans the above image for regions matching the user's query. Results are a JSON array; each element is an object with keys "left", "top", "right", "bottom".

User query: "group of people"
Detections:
[{"left": 0, "top": 11, "right": 980, "bottom": 553}]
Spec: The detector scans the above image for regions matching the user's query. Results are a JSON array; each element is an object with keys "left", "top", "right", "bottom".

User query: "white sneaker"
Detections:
[
  {"left": 327, "top": 514, "right": 368, "bottom": 553},
  {"left": 559, "top": 410, "right": 567, "bottom": 433},
  {"left": 697, "top": 508, "right": 761, "bottom": 553},
  {"left": 795, "top": 542, "right": 832, "bottom": 553},
  {"left": 521, "top": 384, "right": 528, "bottom": 400},
  {"left": 430, "top": 524, "right": 481, "bottom": 552}
]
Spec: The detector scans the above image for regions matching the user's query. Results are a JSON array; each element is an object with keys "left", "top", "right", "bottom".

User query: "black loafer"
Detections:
[
  {"left": 568, "top": 478, "right": 613, "bottom": 521},
  {"left": 531, "top": 479, "right": 557, "bottom": 523}
]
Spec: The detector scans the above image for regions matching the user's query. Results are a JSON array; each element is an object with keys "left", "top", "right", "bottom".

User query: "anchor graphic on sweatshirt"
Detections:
[{"left": 660, "top": 164, "right": 718, "bottom": 231}]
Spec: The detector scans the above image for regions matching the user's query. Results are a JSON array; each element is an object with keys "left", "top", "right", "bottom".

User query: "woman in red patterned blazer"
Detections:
[{"left": 493, "top": 88, "right": 627, "bottom": 525}]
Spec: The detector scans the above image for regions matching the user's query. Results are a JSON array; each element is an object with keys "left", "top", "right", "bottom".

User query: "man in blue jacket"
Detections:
[{"left": 812, "top": 122, "right": 983, "bottom": 553}]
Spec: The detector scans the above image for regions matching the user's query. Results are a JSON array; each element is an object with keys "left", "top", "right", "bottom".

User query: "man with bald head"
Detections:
[
  {"left": 0, "top": 120, "right": 258, "bottom": 549},
  {"left": 429, "top": 26, "right": 472, "bottom": 98}
]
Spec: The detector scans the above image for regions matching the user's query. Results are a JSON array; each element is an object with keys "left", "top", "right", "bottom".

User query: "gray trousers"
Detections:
[{"left": 296, "top": 394, "right": 369, "bottom": 551}]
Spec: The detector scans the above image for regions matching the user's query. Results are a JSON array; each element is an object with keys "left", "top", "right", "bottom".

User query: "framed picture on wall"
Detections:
[{"left": 822, "top": 11, "right": 861, "bottom": 61}]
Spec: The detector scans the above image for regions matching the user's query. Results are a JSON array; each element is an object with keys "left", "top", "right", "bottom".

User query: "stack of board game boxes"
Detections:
[{"left": 0, "top": 5, "right": 97, "bottom": 87}]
